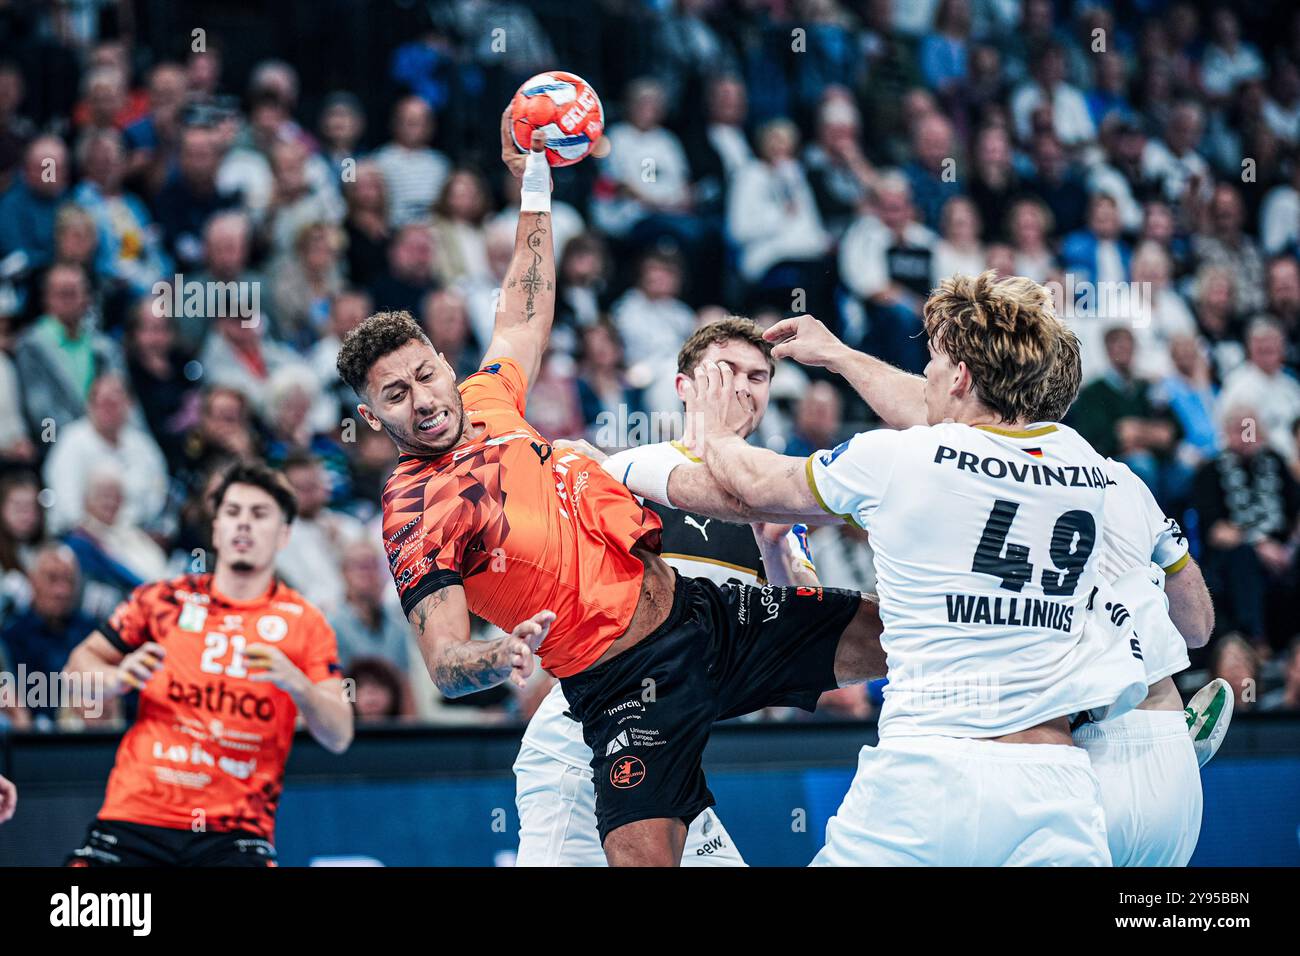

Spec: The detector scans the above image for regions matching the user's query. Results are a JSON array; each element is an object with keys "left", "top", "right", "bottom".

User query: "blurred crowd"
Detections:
[{"left": 0, "top": 0, "right": 1297, "bottom": 731}]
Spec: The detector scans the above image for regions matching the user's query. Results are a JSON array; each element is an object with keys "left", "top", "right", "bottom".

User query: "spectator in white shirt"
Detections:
[
  {"left": 1007, "top": 197, "right": 1058, "bottom": 282},
  {"left": 263, "top": 138, "right": 344, "bottom": 267},
  {"left": 591, "top": 78, "right": 694, "bottom": 238},
  {"left": 1011, "top": 43, "right": 1096, "bottom": 146},
  {"left": 275, "top": 452, "right": 365, "bottom": 616},
  {"left": 1199, "top": 9, "right": 1266, "bottom": 101},
  {"left": 1260, "top": 162, "right": 1299, "bottom": 255},
  {"left": 1263, "top": 59, "right": 1300, "bottom": 145},
  {"left": 727, "top": 119, "right": 830, "bottom": 287},
  {"left": 1142, "top": 101, "right": 1213, "bottom": 206},
  {"left": 838, "top": 171, "right": 937, "bottom": 371},
  {"left": 610, "top": 249, "right": 696, "bottom": 415},
  {"left": 1128, "top": 241, "right": 1196, "bottom": 379},
  {"left": 42, "top": 372, "right": 168, "bottom": 534},
  {"left": 372, "top": 96, "right": 451, "bottom": 228},
  {"left": 932, "top": 195, "right": 986, "bottom": 283},
  {"left": 1219, "top": 318, "right": 1300, "bottom": 465}
]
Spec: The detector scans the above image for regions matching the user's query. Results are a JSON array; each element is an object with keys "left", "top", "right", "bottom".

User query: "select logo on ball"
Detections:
[
  {"left": 510, "top": 70, "right": 604, "bottom": 167},
  {"left": 610, "top": 756, "right": 646, "bottom": 789}
]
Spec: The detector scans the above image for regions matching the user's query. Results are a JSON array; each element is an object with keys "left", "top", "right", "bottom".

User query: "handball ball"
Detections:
[{"left": 510, "top": 71, "right": 605, "bottom": 167}]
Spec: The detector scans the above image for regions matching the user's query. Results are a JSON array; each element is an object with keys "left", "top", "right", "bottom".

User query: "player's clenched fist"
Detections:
[
  {"left": 246, "top": 643, "right": 310, "bottom": 697},
  {"left": 505, "top": 610, "right": 555, "bottom": 688},
  {"left": 764, "top": 314, "right": 851, "bottom": 370},
  {"left": 115, "top": 642, "right": 165, "bottom": 695}
]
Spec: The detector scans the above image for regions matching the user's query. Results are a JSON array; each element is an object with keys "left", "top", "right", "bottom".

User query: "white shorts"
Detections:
[
  {"left": 811, "top": 735, "right": 1112, "bottom": 866},
  {"left": 1073, "top": 707, "right": 1202, "bottom": 866},
  {"left": 513, "top": 684, "right": 745, "bottom": 866}
]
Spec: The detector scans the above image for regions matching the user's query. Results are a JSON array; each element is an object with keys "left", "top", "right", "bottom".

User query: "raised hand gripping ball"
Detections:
[{"left": 510, "top": 71, "right": 605, "bottom": 167}]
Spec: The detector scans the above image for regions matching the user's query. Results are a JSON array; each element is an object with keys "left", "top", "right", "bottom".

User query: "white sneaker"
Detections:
[{"left": 1185, "top": 678, "right": 1234, "bottom": 768}]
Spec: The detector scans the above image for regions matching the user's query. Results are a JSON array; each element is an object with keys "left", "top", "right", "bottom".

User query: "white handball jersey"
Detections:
[
  {"left": 1097, "top": 459, "right": 1193, "bottom": 686},
  {"left": 807, "top": 421, "right": 1146, "bottom": 739}
]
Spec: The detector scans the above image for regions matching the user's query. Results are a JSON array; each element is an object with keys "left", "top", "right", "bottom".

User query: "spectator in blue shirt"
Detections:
[
  {"left": 902, "top": 113, "right": 962, "bottom": 232},
  {"left": 0, "top": 544, "right": 98, "bottom": 726},
  {"left": 920, "top": 0, "right": 972, "bottom": 97},
  {"left": 0, "top": 135, "right": 69, "bottom": 271}
]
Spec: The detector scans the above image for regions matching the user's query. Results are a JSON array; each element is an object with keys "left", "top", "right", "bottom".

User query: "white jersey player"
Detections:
[
  {"left": 513, "top": 321, "right": 819, "bottom": 866},
  {"left": 680, "top": 275, "right": 1149, "bottom": 865},
  {"left": 1070, "top": 459, "right": 1209, "bottom": 865},
  {"left": 747, "top": 303, "right": 1218, "bottom": 867}
]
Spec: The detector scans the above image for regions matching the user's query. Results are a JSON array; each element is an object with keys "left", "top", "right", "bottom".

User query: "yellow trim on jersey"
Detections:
[
  {"left": 661, "top": 553, "right": 760, "bottom": 576},
  {"left": 669, "top": 440, "right": 701, "bottom": 463},
  {"left": 805, "top": 455, "right": 862, "bottom": 528},
  {"left": 974, "top": 423, "right": 1060, "bottom": 438},
  {"left": 1163, "top": 553, "right": 1191, "bottom": 575}
]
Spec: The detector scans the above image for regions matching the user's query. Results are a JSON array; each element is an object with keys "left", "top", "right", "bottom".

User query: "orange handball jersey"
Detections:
[
  {"left": 381, "top": 357, "right": 662, "bottom": 677},
  {"left": 97, "top": 574, "right": 341, "bottom": 840}
]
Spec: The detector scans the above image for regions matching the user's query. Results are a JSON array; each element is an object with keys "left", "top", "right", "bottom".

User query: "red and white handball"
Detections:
[{"left": 509, "top": 71, "right": 605, "bottom": 167}]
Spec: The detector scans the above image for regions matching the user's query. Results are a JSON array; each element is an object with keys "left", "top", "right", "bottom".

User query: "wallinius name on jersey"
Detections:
[
  {"left": 934, "top": 446, "right": 1117, "bottom": 489},
  {"left": 945, "top": 593, "right": 1076, "bottom": 633}
]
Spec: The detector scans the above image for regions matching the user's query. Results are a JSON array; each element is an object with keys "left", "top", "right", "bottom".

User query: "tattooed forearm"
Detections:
[
  {"left": 407, "top": 588, "right": 514, "bottom": 697},
  {"left": 519, "top": 216, "right": 550, "bottom": 325},
  {"left": 500, "top": 213, "right": 553, "bottom": 330},
  {"left": 430, "top": 638, "right": 513, "bottom": 697}
]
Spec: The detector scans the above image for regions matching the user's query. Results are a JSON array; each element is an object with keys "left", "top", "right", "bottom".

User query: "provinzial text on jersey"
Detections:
[{"left": 934, "top": 446, "right": 1118, "bottom": 489}]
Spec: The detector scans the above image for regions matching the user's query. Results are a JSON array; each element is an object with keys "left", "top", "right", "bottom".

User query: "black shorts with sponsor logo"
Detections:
[
  {"left": 66, "top": 818, "right": 277, "bottom": 867},
  {"left": 558, "top": 573, "right": 861, "bottom": 842}
]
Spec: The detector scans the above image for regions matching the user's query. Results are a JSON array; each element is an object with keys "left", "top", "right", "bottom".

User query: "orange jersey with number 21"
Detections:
[{"left": 97, "top": 574, "right": 340, "bottom": 840}]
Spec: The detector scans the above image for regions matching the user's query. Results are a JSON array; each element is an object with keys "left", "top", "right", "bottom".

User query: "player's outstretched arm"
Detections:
[
  {"left": 484, "top": 110, "right": 554, "bottom": 386},
  {"left": 766, "top": 314, "right": 927, "bottom": 429},
  {"left": 1164, "top": 557, "right": 1214, "bottom": 648},
  {"left": 684, "top": 362, "right": 827, "bottom": 519},
  {"left": 408, "top": 584, "right": 554, "bottom": 698}
]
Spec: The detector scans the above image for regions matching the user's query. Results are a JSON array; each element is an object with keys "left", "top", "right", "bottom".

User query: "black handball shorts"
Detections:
[
  {"left": 558, "top": 572, "right": 863, "bottom": 841},
  {"left": 66, "top": 818, "right": 278, "bottom": 867}
]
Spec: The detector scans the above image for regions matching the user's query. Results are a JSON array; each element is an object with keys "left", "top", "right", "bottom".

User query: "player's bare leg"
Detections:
[{"left": 603, "top": 817, "right": 688, "bottom": 867}]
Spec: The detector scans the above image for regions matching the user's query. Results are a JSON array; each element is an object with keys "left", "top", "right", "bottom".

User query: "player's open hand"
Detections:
[
  {"left": 0, "top": 773, "right": 15, "bottom": 825},
  {"left": 116, "top": 642, "right": 165, "bottom": 695},
  {"left": 554, "top": 438, "right": 608, "bottom": 464},
  {"left": 246, "top": 643, "right": 310, "bottom": 698},
  {"left": 683, "top": 360, "right": 756, "bottom": 454},
  {"left": 505, "top": 610, "right": 555, "bottom": 689},
  {"left": 764, "top": 314, "right": 851, "bottom": 370},
  {"left": 500, "top": 106, "right": 549, "bottom": 181}
]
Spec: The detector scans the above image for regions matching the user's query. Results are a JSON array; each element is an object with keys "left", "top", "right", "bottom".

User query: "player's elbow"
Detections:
[
  {"left": 324, "top": 723, "right": 354, "bottom": 754},
  {"left": 1186, "top": 601, "right": 1214, "bottom": 649}
]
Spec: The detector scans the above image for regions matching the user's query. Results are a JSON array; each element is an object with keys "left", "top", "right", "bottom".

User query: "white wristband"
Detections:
[
  {"left": 603, "top": 442, "right": 686, "bottom": 508},
  {"left": 520, "top": 148, "right": 551, "bottom": 213}
]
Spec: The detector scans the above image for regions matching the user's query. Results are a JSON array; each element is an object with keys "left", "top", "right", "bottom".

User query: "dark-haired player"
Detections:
[
  {"left": 63, "top": 462, "right": 353, "bottom": 866},
  {"left": 514, "top": 317, "right": 819, "bottom": 867},
  {"left": 337, "top": 113, "right": 885, "bottom": 866}
]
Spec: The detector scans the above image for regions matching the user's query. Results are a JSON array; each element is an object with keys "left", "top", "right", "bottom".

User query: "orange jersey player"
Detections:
[
  {"left": 63, "top": 462, "right": 354, "bottom": 867},
  {"left": 336, "top": 113, "right": 885, "bottom": 867}
]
